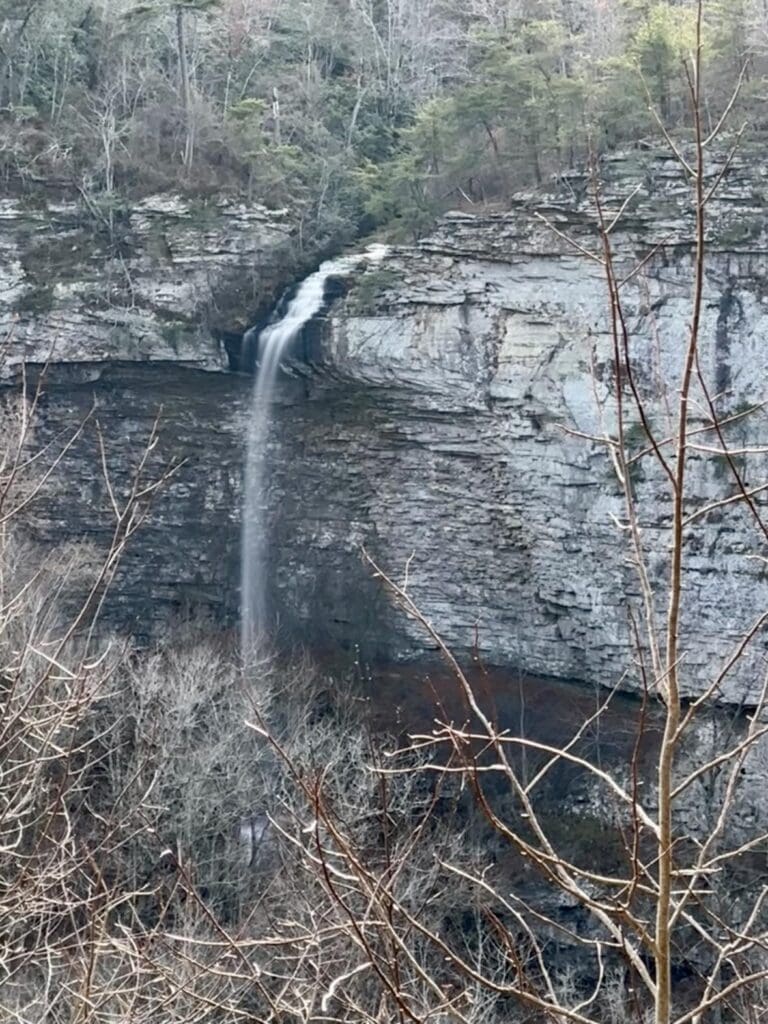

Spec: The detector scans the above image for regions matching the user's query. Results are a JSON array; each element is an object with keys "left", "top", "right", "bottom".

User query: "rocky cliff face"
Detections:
[
  {"left": 301, "top": 149, "right": 768, "bottom": 703},
  {"left": 1, "top": 192, "right": 298, "bottom": 376},
  {"left": 1, "top": 191, "right": 296, "bottom": 636},
  {"left": 5, "top": 152, "right": 768, "bottom": 702}
]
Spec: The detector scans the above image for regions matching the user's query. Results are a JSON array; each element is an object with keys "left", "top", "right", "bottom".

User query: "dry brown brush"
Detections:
[{"left": 242, "top": 7, "right": 768, "bottom": 1024}]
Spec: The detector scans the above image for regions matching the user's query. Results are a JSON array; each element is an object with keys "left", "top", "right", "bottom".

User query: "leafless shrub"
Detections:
[
  {"left": 7, "top": 5, "right": 768, "bottom": 1022},
  {"left": 240, "top": 7, "right": 768, "bottom": 1024},
  {"left": 0, "top": 380, "right": 492, "bottom": 1023}
]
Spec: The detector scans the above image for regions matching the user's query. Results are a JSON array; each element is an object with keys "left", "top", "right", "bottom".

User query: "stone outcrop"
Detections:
[
  {"left": 5, "top": 151, "right": 768, "bottom": 704},
  {"left": 1, "top": 191, "right": 297, "bottom": 637},
  {"left": 301, "top": 148, "right": 768, "bottom": 703},
  {"left": 1, "top": 192, "right": 297, "bottom": 377}
]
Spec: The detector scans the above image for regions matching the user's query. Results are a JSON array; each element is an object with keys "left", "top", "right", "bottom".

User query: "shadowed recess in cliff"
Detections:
[{"left": 241, "top": 244, "right": 389, "bottom": 663}]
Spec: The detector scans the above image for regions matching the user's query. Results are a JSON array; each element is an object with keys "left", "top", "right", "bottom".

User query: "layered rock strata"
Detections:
[{"left": 5, "top": 152, "right": 768, "bottom": 703}]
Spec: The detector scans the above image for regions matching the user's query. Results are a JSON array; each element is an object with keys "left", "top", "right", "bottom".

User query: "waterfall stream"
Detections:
[{"left": 241, "top": 244, "right": 388, "bottom": 661}]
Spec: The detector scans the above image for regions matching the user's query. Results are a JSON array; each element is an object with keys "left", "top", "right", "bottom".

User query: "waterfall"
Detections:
[{"left": 241, "top": 244, "right": 388, "bottom": 662}]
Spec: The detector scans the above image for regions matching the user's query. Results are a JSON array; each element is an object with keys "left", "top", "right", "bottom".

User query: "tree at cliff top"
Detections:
[
  {"left": 0, "top": 0, "right": 766, "bottom": 244},
  {"left": 126, "top": 0, "right": 223, "bottom": 173},
  {"left": 363, "top": 0, "right": 766, "bottom": 233}
]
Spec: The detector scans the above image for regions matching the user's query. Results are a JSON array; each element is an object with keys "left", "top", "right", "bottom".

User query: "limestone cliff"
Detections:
[
  {"left": 311, "top": 150, "right": 768, "bottom": 702},
  {"left": 1, "top": 193, "right": 297, "bottom": 376},
  {"left": 5, "top": 152, "right": 768, "bottom": 703},
  {"left": 1, "top": 191, "right": 297, "bottom": 637}
]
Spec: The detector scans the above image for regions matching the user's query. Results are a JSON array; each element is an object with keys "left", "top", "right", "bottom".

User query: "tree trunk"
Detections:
[
  {"left": 271, "top": 85, "right": 281, "bottom": 145},
  {"left": 176, "top": 6, "right": 194, "bottom": 172},
  {"left": 0, "top": 3, "right": 38, "bottom": 108}
]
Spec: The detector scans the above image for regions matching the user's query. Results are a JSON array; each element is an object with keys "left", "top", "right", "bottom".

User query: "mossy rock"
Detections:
[
  {"left": 159, "top": 322, "right": 194, "bottom": 350},
  {"left": 15, "top": 284, "right": 56, "bottom": 314},
  {"left": 21, "top": 230, "right": 100, "bottom": 285},
  {"left": 716, "top": 216, "right": 764, "bottom": 247},
  {"left": 347, "top": 266, "right": 402, "bottom": 313}
]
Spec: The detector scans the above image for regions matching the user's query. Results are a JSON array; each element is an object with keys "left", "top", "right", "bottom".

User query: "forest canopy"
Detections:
[{"left": 0, "top": 0, "right": 764, "bottom": 242}]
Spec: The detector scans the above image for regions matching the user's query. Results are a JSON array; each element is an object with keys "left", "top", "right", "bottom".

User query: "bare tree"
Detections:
[
  {"left": 6, "top": 3, "right": 768, "bottom": 1022},
  {"left": 238, "top": 6, "right": 768, "bottom": 1024}
]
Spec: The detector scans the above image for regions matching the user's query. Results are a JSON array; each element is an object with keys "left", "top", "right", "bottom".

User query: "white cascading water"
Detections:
[{"left": 241, "top": 244, "right": 388, "bottom": 663}]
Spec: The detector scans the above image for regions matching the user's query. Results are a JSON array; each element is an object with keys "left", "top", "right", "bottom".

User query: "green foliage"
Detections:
[
  {"left": 627, "top": 3, "right": 701, "bottom": 120},
  {"left": 0, "top": 0, "right": 765, "bottom": 242},
  {"left": 126, "top": 0, "right": 221, "bottom": 15},
  {"left": 355, "top": 99, "right": 451, "bottom": 238},
  {"left": 588, "top": 56, "right": 650, "bottom": 149},
  {"left": 363, "top": 19, "right": 596, "bottom": 222},
  {"left": 8, "top": 105, "right": 38, "bottom": 122},
  {"left": 227, "top": 98, "right": 268, "bottom": 123},
  {"left": 347, "top": 266, "right": 402, "bottom": 312}
]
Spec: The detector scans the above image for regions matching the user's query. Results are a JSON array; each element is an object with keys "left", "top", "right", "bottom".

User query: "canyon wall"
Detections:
[
  {"left": 5, "top": 151, "right": 768, "bottom": 702},
  {"left": 312, "top": 151, "right": 768, "bottom": 703}
]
